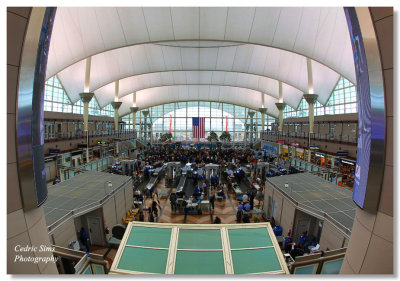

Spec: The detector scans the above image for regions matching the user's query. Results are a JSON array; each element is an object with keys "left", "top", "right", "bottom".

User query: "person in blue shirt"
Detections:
[
  {"left": 244, "top": 202, "right": 251, "bottom": 212},
  {"left": 299, "top": 232, "right": 309, "bottom": 250},
  {"left": 193, "top": 186, "right": 200, "bottom": 194},
  {"left": 284, "top": 236, "right": 294, "bottom": 253}
]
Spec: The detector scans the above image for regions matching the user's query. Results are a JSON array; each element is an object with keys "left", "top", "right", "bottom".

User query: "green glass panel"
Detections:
[
  {"left": 178, "top": 229, "right": 222, "bottom": 249},
  {"left": 293, "top": 264, "right": 318, "bottom": 274},
  {"left": 231, "top": 248, "right": 281, "bottom": 274},
  {"left": 228, "top": 228, "right": 272, "bottom": 249},
  {"left": 117, "top": 247, "right": 168, "bottom": 274},
  {"left": 321, "top": 258, "right": 343, "bottom": 274},
  {"left": 174, "top": 250, "right": 225, "bottom": 274},
  {"left": 91, "top": 263, "right": 105, "bottom": 274},
  {"left": 126, "top": 226, "right": 171, "bottom": 248},
  {"left": 83, "top": 266, "right": 92, "bottom": 274}
]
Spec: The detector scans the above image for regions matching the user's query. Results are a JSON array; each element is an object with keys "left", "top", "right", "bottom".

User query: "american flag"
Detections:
[{"left": 192, "top": 117, "right": 205, "bottom": 139}]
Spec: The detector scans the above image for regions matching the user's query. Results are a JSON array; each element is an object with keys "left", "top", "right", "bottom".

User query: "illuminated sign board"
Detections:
[
  {"left": 340, "top": 159, "right": 356, "bottom": 166},
  {"left": 345, "top": 7, "right": 385, "bottom": 212},
  {"left": 309, "top": 146, "right": 320, "bottom": 150},
  {"left": 336, "top": 150, "right": 349, "bottom": 156},
  {"left": 314, "top": 152, "right": 326, "bottom": 158}
]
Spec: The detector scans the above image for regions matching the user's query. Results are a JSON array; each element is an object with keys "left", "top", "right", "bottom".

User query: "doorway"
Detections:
[
  {"left": 87, "top": 217, "right": 103, "bottom": 246},
  {"left": 293, "top": 218, "right": 311, "bottom": 243}
]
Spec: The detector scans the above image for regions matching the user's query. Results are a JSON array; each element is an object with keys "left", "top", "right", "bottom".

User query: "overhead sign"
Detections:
[
  {"left": 309, "top": 145, "right": 320, "bottom": 150},
  {"left": 98, "top": 141, "right": 107, "bottom": 145},
  {"left": 290, "top": 142, "right": 300, "bottom": 147},
  {"left": 336, "top": 150, "right": 349, "bottom": 156},
  {"left": 276, "top": 140, "right": 285, "bottom": 144},
  {"left": 48, "top": 148, "right": 60, "bottom": 154},
  {"left": 114, "top": 138, "right": 121, "bottom": 142},
  {"left": 44, "top": 156, "right": 57, "bottom": 163},
  {"left": 314, "top": 152, "right": 326, "bottom": 158},
  {"left": 340, "top": 159, "right": 356, "bottom": 166}
]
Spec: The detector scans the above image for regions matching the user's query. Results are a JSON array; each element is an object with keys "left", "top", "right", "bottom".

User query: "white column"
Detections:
[
  {"left": 79, "top": 57, "right": 94, "bottom": 163},
  {"left": 111, "top": 101, "right": 122, "bottom": 156}
]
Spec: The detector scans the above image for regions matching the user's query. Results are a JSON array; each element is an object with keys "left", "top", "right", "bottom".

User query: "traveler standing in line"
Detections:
[
  {"left": 148, "top": 212, "right": 155, "bottom": 222},
  {"left": 151, "top": 200, "right": 160, "bottom": 217},
  {"left": 138, "top": 212, "right": 145, "bottom": 222},
  {"left": 209, "top": 192, "right": 215, "bottom": 210},
  {"left": 170, "top": 193, "right": 177, "bottom": 212},
  {"left": 236, "top": 204, "right": 243, "bottom": 223}
]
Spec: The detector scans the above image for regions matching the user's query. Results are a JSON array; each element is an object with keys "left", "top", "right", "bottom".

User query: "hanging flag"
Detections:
[{"left": 192, "top": 117, "right": 205, "bottom": 139}]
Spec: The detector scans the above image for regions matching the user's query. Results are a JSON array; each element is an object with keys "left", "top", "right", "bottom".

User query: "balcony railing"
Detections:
[
  {"left": 260, "top": 131, "right": 357, "bottom": 144},
  {"left": 45, "top": 129, "right": 137, "bottom": 142}
]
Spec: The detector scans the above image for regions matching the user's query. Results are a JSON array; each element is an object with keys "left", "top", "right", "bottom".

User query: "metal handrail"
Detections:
[{"left": 45, "top": 129, "right": 137, "bottom": 142}]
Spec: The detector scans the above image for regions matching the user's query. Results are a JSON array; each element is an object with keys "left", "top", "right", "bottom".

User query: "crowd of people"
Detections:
[{"left": 136, "top": 146, "right": 258, "bottom": 170}]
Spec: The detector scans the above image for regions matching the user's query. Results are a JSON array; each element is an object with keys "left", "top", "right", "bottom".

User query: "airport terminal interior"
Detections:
[{"left": 7, "top": 6, "right": 393, "bottom": 275}]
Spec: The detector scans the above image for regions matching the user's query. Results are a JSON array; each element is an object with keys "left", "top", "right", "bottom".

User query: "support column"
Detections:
[
  {"left": 111, "top": 101, "right": 122, "bottom": 156},
  {"left": 259, "top": 107, "right": 267, "bottom": 146},
  {"left": 79, "top": 57, "right": 94, "bottom": 163},
  {"left": 79, "top": 92, "right": 94, "bottom": 163},
  {"left": 130, "top": 106, "right": 139, "bottom": 131},
  {"left": 259, "top": 108, "right": 267, "bottom": 132},
  {"left": 275, "top": 103, "right": 286, "bottom": 133},
  {"left": 142, "top": 110, "right": 150, "bottom": 144},
  {"left": 304, "top": 94, "right": 318, "bottom": 133},
  {"left": 248, "top": 111, "right": 255, "bottom": 144}
]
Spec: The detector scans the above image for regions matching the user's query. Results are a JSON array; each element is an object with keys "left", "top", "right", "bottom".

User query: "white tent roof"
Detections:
[{"left": 47, "top": 7, "right": 355, "bottom": 118}]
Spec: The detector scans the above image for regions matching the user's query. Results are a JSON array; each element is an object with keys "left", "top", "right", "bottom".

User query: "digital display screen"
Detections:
[{"left": 345, "top": 8, "right": 371, "bottom": 209}]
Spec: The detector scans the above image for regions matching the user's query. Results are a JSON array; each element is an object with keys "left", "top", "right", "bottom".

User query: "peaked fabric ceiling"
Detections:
[{"left": 47, "top": 7, "right": 356, "bottom": 118}]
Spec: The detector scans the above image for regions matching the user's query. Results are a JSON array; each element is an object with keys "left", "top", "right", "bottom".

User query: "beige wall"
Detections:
[
  {"left": 50, "top": 219, "right": 77, "bottom": 248},
  {"left": 319, "top": 221, "right": 346, "bottom": 251},
  {"left": 115, "top": 189, "right": 127, "bottom": 224},
  {"left": 124, "top": 184, "right": 134, "bottom": 213},
  {"left": 7, "top": 7, "right": 58, "bottom": 274},
  {"left": 280, "top": 199, "right": 296, "bottom": 236},
  {"left": 103, "top": 198, "right": 117, "bottom": 242},
  {"left": 340, "top": 7, "right": 393, "bottom": 274}
]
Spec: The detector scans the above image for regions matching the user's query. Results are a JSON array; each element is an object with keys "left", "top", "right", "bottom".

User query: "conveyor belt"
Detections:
[
  {"left": 176, "top": 175, "right": 187, "bottom": 195},
  {"left": 182, "top": 176, "right": 197, "bottom": 198}
]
